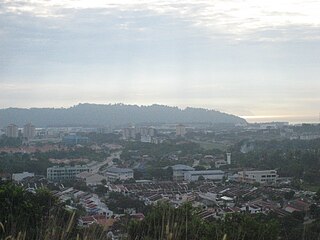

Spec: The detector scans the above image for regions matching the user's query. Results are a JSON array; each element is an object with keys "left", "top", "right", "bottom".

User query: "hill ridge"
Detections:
[{"left": 0, "top": 103, "right": 246, "bottom": 127}]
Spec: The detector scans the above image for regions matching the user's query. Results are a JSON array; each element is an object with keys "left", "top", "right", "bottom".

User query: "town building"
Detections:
[
  {"left": 184, "top": 170, "right": 225, "bottom": 182},
  {"left": 226, "top": 153, "right": 232, "bottom": 165},
  {"left": 215, "top": 160, "right": 228, "bottom": 168},
  {"left": 12, "top": 172, "right": 35, "bottom": 182},
  {"left": 122, "top": 127, "right": 137, "bottom": 140},
  {"left": 176, "top": 124, "right": 186, "bottom": 137},
  {"left": 23, "top": 123, "right": 36, "bottom": 140},
  {"left": 214, "top": 153, "right": 232, "bottom": 168},
  {"left": 171, "top": 164, "right": 195, "bottom": 181},
  {"left": 47, "top": 165, "right": 91, "bottom": 181},
  {"left": 62, "top": 135, "right": 89, "bottom": 145},
  {"left": 141, "top": 135, "right": 152, "bottom": 143},
  {"left": 5, "top": 124, "right": 19, "bottom": 138},
  {"left": 139, "top": 127, "right": 156, "bottom": 137},
  {"left": 0, "top": 173, "right": 12, "bottom": 181},
  {"left": 105, "top": 167, "right": 134, "bottom": 182},
  {"left": 76, "top": 172, "right": 107, "bottom": 186},
  {"left": 237, "top": 170, "right": 278, "bottom": 184}
]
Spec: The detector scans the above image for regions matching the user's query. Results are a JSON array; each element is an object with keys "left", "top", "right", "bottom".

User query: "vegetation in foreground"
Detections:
[
  {"left": 1, "top": 182, "right": 320, "bottom": 240},
  {"left": 0, "top": 183, "right": 109, "bottom": 240}
]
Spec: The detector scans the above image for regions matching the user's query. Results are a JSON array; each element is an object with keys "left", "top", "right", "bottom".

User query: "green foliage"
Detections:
[
  {"left": 194, "top": 165, "right": 206, "bottom": 171},
  {"left": 314, "top": 188, "right": 320, "bottom": 201},
  {"left": 121, "top": 141, "right": 201, "bottom": 161},
  {"left": 198, "top": 175, "right": 205, "bottom": 181},
  {"left": 0, "top": 183, "right": 61, "bottom": 239},
  {"left": 284, "top": 190, "right": 295, "bottom": 200},
  {"left": 128, "top": 203, "right": 280, "bottom": 240},
  {"left": 303, "top": 220, "right": 320, "bottom": 240},
  {"left": 0, "top": 183, "right": 110, "bottom": 240},
  {"left": 94, "top": 184, "right": 108, "bottom": 197},
  {"left": 106, "top": 192, "right": 148, "bottom": 214},
  {"left": 0, "top": 136, "right": 22, "bottom": 148},
  {"left": 233, "top": 139, "right": 320, "bottom": 185},
  {"left": 34, "top": 147, "right": 109, "bottom": 162},
  {"left": 309, "top": 204, "right": 320, "bottom": 219},
  {"left": 0, "top": 152, "right": 52, "bottom": 175}
]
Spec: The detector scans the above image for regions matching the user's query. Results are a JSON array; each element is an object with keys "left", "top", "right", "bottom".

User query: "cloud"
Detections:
[
  {"left": 1, "top": 0, "right": 320, "bottom": 122},
  {"left": 2, "top": 0, "right": 320, "bottom": 42}
]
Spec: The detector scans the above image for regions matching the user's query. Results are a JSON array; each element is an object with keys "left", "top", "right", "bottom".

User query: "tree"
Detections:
[
  {"left": 314, "top": 188, "right": 320, "bottom": 201},
  {"left": 95, "top": 184, "right": 108, "bottom": 196},
  {"left": 101, "top": 179, "right": 107, "bottom": 185},
  {"left": 284, "top": 190, "right": 295, "bottom": 200},
  {"left": 309, "top": 204, "right": 320, "bottom": 219},
  {"left": 127, "top": 203, "right": 280, "bottom": 240},
  {"left": 0, "top": 182, "right": 112, "bottom": 240},
  {"left": 198, "top": 175, "right": 205, "bottom": 181},
  {"left": 194, "top": 165, "right": 206, "bottom": 171}
]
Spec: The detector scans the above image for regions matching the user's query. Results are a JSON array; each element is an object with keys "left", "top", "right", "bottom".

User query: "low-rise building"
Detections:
[
  {"left": 12, "top": 172, "right": 34, "bottom": 182},
  {"left": 172, "top": 164, "right": 195, "bottom": 181},
  {"left": 237, "top": 170, "right": 278, "bottom": 184},
  {"left": 0, "top": 172, "right": 12, "bottom": 181},
  {"left": 105, "top": 167, "right": 134, "bottom": 182},
  {"left": 215, "top": 160, "right": 228, "bottom": 168},
  {"left": 62, "top": 135, "right": 89, "bottom": 145},
  {"left": 76, "top": 172, "right": 107, "bottom": 186},
  {"left": 184, "top": 170, "right": 225, "bottom": 182},
  {"left": 47, "top": 165, "right": 91, "bottom": 181}
]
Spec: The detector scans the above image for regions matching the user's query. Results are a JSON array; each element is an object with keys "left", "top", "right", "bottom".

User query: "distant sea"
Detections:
[{"left": 242, "top": 115, "right": 319, "bottom": 124}]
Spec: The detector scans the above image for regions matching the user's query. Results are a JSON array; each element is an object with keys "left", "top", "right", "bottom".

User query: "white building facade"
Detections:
[
  {"left": 5, "top": 124, "right": 19, "bottom": 138},
  {"left": 176, "top": 124, "right": 186, "bottom": 137},
  {"left": 237, "top": 170, "right": 278, "bottom": 184},
  {"left": 105, "top": 167, "right": 134, "bottom": 182},
  {"left": 172, "top": 164, "right": 195, "bottom": 181},
  {"left": 47, "top": 165, "right": 91, "bottom": 181},
  {"left": 184, "top": 170, "right": 225, "bottom": 182},
  {"left": 23, "top": 123, "right": 36, "bottom": 139},
  {"left": 12, "top": 172, "right": 34, "bottom": 182}
]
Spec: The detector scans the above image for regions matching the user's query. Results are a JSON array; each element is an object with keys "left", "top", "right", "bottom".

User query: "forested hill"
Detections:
[{"left": 0, "top": 103, "right": 246, "bottom": 127}]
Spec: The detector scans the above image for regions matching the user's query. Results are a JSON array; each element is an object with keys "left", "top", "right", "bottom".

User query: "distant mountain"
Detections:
[{"left": 0, "top": 103, "right": 247, "bottom": 127}]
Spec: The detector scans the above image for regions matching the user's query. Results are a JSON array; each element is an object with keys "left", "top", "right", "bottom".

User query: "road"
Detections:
[{"left": 91, "top": 151, "right": 121, "bottom": 174}]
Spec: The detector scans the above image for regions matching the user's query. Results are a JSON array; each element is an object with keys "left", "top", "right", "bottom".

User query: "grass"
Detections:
[{"left": 0, "top": 211, "right": 114, "bottom": 240}]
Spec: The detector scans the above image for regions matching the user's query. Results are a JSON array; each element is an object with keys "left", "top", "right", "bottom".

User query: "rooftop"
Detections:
[
  {"left": 171, "top": 164, "right": 195, "bottom": 171},
  {"left": 106, "top": 167, "right": 133, "bottom": 173}
]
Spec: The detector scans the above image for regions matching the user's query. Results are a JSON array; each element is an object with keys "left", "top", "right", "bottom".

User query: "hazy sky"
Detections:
[{"left": 1, "top": 0, "right": 320, "bottom": 123}]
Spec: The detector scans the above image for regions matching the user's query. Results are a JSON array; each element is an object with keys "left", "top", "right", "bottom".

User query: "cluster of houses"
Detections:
[
  {"left": 52, "top": 187, "right": 114, "bottom": 227},
  {"left": 2, "top": 166, "right": 318, "bottom": 239},
  {"left": 107, "top": 180, "right": 315, "bottom": 221}
]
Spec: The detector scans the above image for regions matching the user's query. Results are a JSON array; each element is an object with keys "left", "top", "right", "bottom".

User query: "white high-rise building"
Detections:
[
  {"left": 123, "top": 127, "right": 137, "bottom": 140},
  {"left": 23, "top": 123, "right": 36, "bottom": 139},
  {"left": 176, "top": 124, "right": 186, "bottom": 137},
  {"left": 5, "top": 124, "right": 19, "bottom": 138}
]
